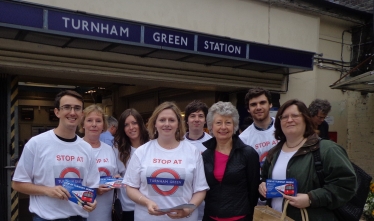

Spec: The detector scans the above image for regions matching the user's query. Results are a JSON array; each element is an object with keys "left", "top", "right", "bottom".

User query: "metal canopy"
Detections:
[
  {"left": 330, "top": 71, "right": 374, "bottom": 93},
  {"left": 0, "top": 0, "right": 315, "bottom": 75}
]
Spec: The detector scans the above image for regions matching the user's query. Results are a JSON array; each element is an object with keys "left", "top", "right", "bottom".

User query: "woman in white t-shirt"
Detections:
[
  {"left": 123, "top": 102, "right": 209, "bottom": 221},
  {"left": 80, "top": 104, "right": 118, "bottom": 221},
  {"left": 113, "top": 108, "right": 150, "bottom": 221}
]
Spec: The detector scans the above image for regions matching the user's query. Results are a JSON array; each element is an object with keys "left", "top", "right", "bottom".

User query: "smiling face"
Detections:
[
  {"left": 155, "top": 109, "right": 179, "bottom": 139},
  {"left": 280, "top": 105, "right": 306, "bottom": 138},
  {"left": 248, "top": 94, "right": 272, "bottom": 123},
  {"left": 124, "top": 115, "right": 140, "bottom": 144},
  {"left": 187, "top": 110, "right": 206, "bottom": 134},
  {"left": 212, "top": 114, "right": 234, "bottom": 142},
  {"left": 83, "top": 111, "right": 104, "bottom": 138},
  {"left": 54, "top": 95, "right": 83, "bottom": 131}
]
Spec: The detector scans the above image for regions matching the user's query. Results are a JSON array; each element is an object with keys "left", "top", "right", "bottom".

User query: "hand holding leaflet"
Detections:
[{"left": 156, "top": 203, "right": 196, "bottom": 212}]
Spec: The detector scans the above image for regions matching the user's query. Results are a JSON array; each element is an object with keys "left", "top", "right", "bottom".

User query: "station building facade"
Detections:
[{"left": 0, "top": 0, "right": 371, "bottom": 220}]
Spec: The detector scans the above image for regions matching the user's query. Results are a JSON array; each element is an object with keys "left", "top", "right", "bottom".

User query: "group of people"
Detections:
[{"left": 12, "top": 88, "right": 357, "bottom": 221}]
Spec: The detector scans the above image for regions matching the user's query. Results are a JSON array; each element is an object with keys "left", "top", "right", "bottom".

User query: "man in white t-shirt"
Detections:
[
  {"left": 184, "top": 100, "right": 212, "bottom": 153},
  {"left": 183, "top": 100, "right": 212, "bottom": 221},
  {"left": 239, "top": 88, "right": 279, "bottom": 168},
  {"left": 12, "top": 90, "right": 100, "bottom": 221}
]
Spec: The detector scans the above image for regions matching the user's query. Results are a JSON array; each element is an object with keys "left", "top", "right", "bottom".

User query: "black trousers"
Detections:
[
  {"left": 121, "top": 210, "right": 134, "bottom": 221},
  {"left": 202, "top": 215, "right": 250, "bottom": 221}
]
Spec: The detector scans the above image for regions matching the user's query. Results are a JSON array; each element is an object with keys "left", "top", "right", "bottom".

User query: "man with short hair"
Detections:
[
  {"left": 99, "top": 116, "right": 117, "bottom": 146},
  {"left": 308, "top": 99, "right": 331, "bottom": 140},
  {"left": 184, "top": 100, "right": 212, "bottom": 221},
  {"left": 239, "top": 88, "right": 278, "bottom": 167},
  {"left": 184, "top": 100, "right": 212, "bottom": 153},
  {"left": 12, "top": 90, "right": 100, "bottom": 221}
]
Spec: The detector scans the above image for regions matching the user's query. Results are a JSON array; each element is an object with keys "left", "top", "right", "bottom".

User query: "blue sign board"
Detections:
[
  {"left": 197, "top": 36, "right": 247, "bottom": 59},
  {"left": 0, "top": 0, "right": 314, "bottom": 71},
  {"left": 0, "top": 1, "right": 43, "bottom": 28},
  {"left": 248, "top": 44, "right": 313, "bottom": 69},
  {"left": 144, "top": 26, "right": 194, "bottom": 51},
  {"left": 48, "top": 10, "right": 141, "bottom": 43}
]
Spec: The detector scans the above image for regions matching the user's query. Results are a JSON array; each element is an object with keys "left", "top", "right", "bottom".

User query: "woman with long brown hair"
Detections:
[{"left": 114, "top": 108, "right": 149, "bottom": 221}]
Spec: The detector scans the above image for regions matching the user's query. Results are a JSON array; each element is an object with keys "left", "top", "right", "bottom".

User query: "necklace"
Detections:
[{"left": 285, "top": 138, "right": 305, "bottom": 148}]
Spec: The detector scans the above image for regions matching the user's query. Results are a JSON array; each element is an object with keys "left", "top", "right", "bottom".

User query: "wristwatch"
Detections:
[{"left": 309, "top": 199, "right": 312, "bottom": 206}]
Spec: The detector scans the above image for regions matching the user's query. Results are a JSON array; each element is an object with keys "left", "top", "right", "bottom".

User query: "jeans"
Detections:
[{"left": 33, "top": 213, "right": 87, "bottom": 221}]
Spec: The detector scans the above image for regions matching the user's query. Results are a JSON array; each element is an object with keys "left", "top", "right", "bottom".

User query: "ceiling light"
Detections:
[{"left": 19, "top": 82, "right": 76, "bottom": 89}]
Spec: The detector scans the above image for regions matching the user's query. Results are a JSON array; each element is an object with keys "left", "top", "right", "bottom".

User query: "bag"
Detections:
[
  {"left": 312, "top": 143, "right": 373, "bottom": 221},
  {"left": 112, "top": 189, "right": 122, "bottom": 221},
  {"left": 254, "top": 199, "right": 308, "bottom": 221}
]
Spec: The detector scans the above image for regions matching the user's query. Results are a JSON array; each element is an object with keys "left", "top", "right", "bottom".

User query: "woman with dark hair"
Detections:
[
  {"left": 123, "top": 102, "right": 209, "bottom": 221},
  {"left": 114, "top": 108, "right": 149, "bottom": 221},
  {"left": 259, "top": 99, "right": 356, "bottom": 221}
]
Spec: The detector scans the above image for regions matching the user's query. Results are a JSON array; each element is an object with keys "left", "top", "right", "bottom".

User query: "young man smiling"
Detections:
[
  {"left": 184, "top": 100, "right": 212, "bottom": 153},
  {"left": 184, "top": 100, "right": 212, "bottom": 221},
  {"left": 12, "top": 90, "right": 100, "bottom": 221},
  {"left": 239, "top": 88, "right": 278, "bottom": 167}
]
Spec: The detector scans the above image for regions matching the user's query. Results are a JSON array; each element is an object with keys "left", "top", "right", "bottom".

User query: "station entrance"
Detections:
[{"left": 0, "top": 1, "right": 314, "bottom": 220}]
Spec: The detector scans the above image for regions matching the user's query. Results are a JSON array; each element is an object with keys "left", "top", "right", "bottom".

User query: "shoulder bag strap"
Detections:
[{"left": 312, "top": 140, "right": 325, "bottom": 186}]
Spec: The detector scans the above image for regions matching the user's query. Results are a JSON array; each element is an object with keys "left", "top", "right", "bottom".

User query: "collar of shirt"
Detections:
[
  {"left": 185, "top": 132, "right": 205, "bottom": 141},
  {"left": 254, "top": 117, "right": 274, "bottom": 131}
]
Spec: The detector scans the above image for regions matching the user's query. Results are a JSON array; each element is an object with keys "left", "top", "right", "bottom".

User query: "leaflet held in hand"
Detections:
[
  {"left": 266, "top": 178, "right": 298, "bottom": 198},
  {"left": 62, "top": 181, "right": 97, "bottom": 206}
]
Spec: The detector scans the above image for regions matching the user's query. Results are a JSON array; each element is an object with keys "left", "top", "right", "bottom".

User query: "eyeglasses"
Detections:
[
  {"left": 316, "top": 115, "right": 326, "bottom": 120},
  {"left": 59, "top": 105, "right": 82, "bottom": 112},
  {"left": 278, "top": 113, "right": 302, "bottom": 122}
]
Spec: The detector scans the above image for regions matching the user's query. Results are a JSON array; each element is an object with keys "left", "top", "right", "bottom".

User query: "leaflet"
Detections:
[
  {"left": 156, "top": 204, "right": 196, "bottom": 212},
  {"left": 266, "top": 178, "right": 298, "bottom": 198},
  {"left": 99, "top": 176, "right": 125, "bottom": 188},
  {"left": 62, "top": 181, "right": 97, "bottom": 206}
]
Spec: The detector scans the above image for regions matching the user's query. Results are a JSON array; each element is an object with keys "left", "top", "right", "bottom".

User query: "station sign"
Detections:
[
  {"left": 144, "top": 26, "right": 194, "bottom": 50},
  {"left": 0, "top": 0, "right": 314, "bottom": 70},
  {"left": 48, "top": 10, "right": 141, "bottom": 43},
  {"left": 0, "top": 1, "right": 43, "bottom": 28},
  {"left": 197, "top": 36, "right": 247, "bottom": 59}
]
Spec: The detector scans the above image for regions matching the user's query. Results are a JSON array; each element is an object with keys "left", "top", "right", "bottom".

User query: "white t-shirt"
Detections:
[
  {"left": 271, "top": 150, "right": 297, "bottom": 212},
  {"left": 184, "top": 132, "right": 212, "bottom": 221},
  {"left": 184, "top": 132, "right": 212, "bottom": 153},
  {"left": 239, "top": 118, "right": 279, "bottom": 167},
  {"left": 13, "top": 130, "right": 100, "bottom": 220},
  {"left": 114, "top": 146, "right": 137, "bottom": 211},
  {"left": 123, "top": 139, "right": 209, "bottom": 221},
  {"left": 88, "top": 142, "right": 118, "bottom": 221}
]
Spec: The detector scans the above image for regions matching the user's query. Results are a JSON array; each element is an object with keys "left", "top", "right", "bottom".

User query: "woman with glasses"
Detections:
[
  {"left": 258, "top": 99, "right": 356, "bottom": 221},
  {"left": 123, "top": 102, "right": 209, "bottom": 221},
  {"left": 113, "top": 108, "right": 149, "bottom": 221},
  {"left": 202, "top": 101, "right": 260, "bottom": 221},
  {"left": 80, "top": 104, "right": 118, "bottom": 221}
]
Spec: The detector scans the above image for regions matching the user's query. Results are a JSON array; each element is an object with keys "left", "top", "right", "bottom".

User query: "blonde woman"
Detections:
[
  {"left": 123, "top": 102, "right": 209, "bottom": 221},
  {"left": 80, "top": 104, "right": 118, "bottom": 221}
]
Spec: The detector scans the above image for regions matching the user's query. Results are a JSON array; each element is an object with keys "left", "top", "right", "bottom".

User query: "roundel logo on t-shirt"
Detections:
[
  {"left": 54, "top": 166, "right": 84, "bottom": 185},
  {"left": 260, "top": 152, "right": 268, "bottom": 167},
  {"left": 146, "top": 167, "right": 185, "bottom": 197},
  {"left": 98, "top": 167, "right": 111, "bottom": 177}
]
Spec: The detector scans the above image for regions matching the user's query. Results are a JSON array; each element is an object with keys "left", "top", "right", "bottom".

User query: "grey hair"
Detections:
[
  {"left": 107, "top": 116, "right": 118, "bottom": 127},
  {"left": 308, "top": 99, "right": 331, "bottom": 117},
  {"left": 206, "top": 101, "right": 239, "bottom": 135}
]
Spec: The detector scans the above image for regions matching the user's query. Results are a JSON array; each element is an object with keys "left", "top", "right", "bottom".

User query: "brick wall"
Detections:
[{"left": 346, "top": 91, "right": 374, "bottom": 177}]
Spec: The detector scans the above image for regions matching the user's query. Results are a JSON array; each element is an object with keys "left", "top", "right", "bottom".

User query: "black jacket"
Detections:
[{"left": 202, "top": 135, "right": 260, "bottom": 220}]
